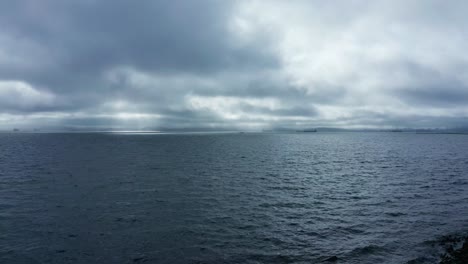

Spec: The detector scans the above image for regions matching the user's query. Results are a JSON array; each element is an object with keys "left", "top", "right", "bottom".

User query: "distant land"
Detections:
[
  {"left": 3, "top": 126, "right": 468, "bottom": 134},
  {"left": 265, "top": 127, "right": 468, "bottom": 134}
]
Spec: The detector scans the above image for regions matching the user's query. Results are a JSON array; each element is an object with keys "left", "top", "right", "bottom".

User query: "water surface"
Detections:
[{"left": 1, "top": 132, "right": 468, "bottom": 263}]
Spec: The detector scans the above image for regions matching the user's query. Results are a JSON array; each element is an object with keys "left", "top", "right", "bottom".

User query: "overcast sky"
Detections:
[{"left": 1, "top": 0, "right": 468, "bottom": 130}]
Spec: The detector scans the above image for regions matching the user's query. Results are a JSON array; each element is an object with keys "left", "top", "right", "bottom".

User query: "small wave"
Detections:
[
  {"left": 258, "top": 202, "right": 307, "bottom": 209},
  {"left": 267, "top": 185, "right": 308, "bottom": 191},
  {"left": 385, "top": 212, "right": 407, "bottom": 217},
  {"left": 245, "top": 253, "right": 303, "bottom": 263},
  {"left": 299, "top": 230, "right": 327, "bottom": 239},
  {"left": 405, "top": 256, "right": 432, "bottom": 264},
  {"left": 348, "top": 245, "right": 386, "bottom": 257},
  {"left": 336, "top": 225, "right": 367, "bottom": 235}
]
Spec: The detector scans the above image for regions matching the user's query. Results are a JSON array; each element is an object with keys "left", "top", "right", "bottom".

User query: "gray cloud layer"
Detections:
[{"left": 1, "top": 0, "right": 468, "bottom": 130}]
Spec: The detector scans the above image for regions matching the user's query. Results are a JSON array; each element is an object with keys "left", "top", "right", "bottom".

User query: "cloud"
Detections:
[
  {"left": 0, "top": 80, "right": 57, "bottom": 112},
  {"left": 1, "top": 0, "right": 468, "bottom": 129}
]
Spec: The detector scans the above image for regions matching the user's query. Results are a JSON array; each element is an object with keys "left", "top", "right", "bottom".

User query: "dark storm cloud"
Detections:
[
  {"left": 0, "top": 0, "right": 277, "bottom": 114},
  {"left": 1, "top": 0, "right": 468, "bottom": 129},
  {"left": 0, "top": 0, "right": 275, "bottom": 75}
]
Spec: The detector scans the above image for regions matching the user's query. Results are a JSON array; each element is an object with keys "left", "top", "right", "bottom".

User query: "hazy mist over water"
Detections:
[{"left": 1, "top": 132, "right": 468, "bottom": 263}]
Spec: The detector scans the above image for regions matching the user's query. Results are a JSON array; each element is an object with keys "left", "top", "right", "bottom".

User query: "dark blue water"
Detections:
[{"left": 1, "top": 132, "right": 468, "bottom": 263}]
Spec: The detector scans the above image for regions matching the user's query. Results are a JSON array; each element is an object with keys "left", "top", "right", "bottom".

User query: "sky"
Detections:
[{"left": 1, "top": 0, "right": 468, "bottom": 130}]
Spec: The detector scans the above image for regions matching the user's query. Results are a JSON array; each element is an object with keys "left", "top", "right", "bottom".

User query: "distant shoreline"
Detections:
[{"left": 2, "top": 130, "right": 468, "bottom": 135}]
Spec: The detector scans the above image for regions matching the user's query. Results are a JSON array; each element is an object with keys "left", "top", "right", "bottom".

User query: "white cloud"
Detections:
[
  {"left": 234, "top": 0, "right": 468, "bottom": 114},
  {"left": 0, "top": 80, "right": 56, "bottom": 111}
]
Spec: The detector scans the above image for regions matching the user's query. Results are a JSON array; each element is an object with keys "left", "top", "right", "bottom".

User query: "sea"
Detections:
[{"left": 1, "top": 132, "right": 467, "bottom": 263}]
